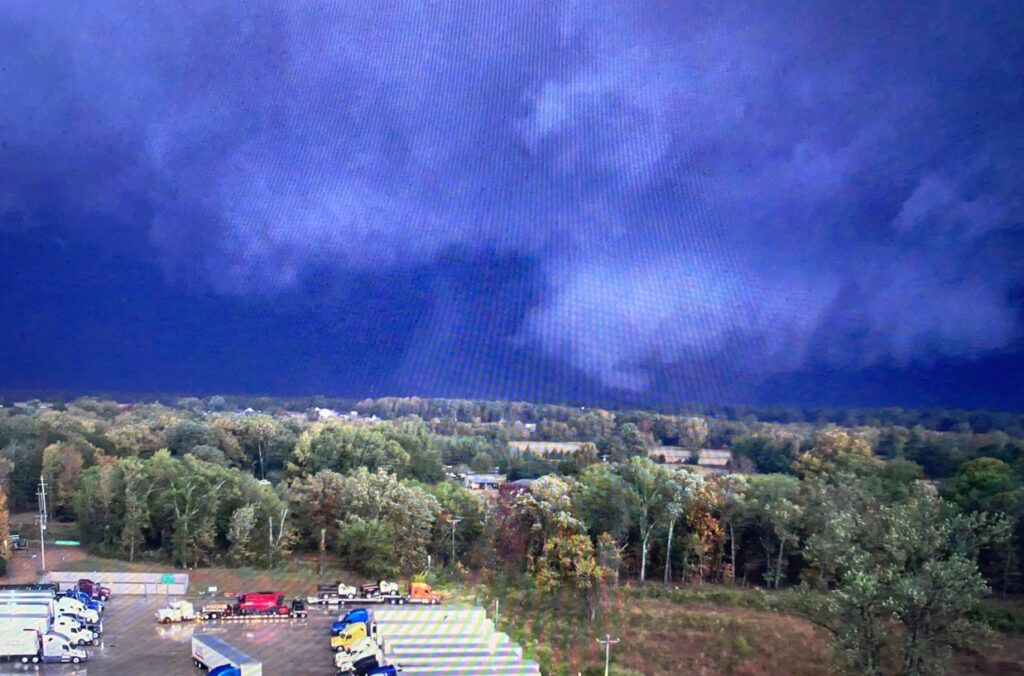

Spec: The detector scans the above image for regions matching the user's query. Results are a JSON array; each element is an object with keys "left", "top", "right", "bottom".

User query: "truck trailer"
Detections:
[
  {"left": 0, "top": 628, "right": 88, "bottom": 664},
  {"left": 192, "top": 634, "right": 262, "bottom": 675},
  {"left": 0, "top": 611, "right": 97, "bottom": 646}
]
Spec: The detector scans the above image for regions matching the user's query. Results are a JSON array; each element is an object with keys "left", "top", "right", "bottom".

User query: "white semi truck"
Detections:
[
  {"left": 0, "top": 595, "right": 102, "bottom": 634},
  {"left": 0, "top": 606, "right": 98, "bottom": 645},
  {"left": 192, "top": 634, "right": 262, "bottom": 675},
  {"left": 0, "top": 592, "right": 101, "bottom": 624},
  {"left": 0, "top": 628, "right": 88, "bottom": 664}
]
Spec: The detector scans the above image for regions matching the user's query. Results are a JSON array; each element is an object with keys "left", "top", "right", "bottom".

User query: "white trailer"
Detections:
[
  {"left": 0, "top": 627, "right": 43, "bottom": 663},
  {"left": 0, "top": 628, "right": 88, "bottom": 664},
  {"left": 0, "top": 609, "right": 97, "bottom": 645},
  {"left": 192, "top": 634, "right": 262, "bottom": 675},
  {"left": 1, "top": 594, "right": 99, "bottom": 623}
]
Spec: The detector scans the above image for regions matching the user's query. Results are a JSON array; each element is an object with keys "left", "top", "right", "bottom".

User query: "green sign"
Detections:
[
  {"left": 161, "top": 573, "right": 175, "bottom": 585},
  {"left": 54, "top": 540, "right": 80, "bottom": 546}
]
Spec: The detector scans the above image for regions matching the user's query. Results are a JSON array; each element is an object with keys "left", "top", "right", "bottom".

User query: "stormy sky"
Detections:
[{"left": 1, "top": 1, "right": 1022, "bottom": 409}]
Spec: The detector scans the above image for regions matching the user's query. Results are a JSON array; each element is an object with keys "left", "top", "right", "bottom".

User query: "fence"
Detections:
[{"left": 46, "top": 571, "right": 189, "bottom": 596}]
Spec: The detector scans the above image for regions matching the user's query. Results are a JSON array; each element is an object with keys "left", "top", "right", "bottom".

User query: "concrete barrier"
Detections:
[{"left": 46, "top": 571, "right": 190, "bottom": 596}]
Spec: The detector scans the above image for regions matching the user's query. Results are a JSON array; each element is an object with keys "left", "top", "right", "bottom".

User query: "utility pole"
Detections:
[
  {"left": 318, "top": 528, "right": 327, "bottom": 577},
  {"left": 36, "top": 476, "right": 48, "bottom": 573},
  {"left": 596, "top": 634, "right": 620, "bottom": 676},
  {"left": 450, "top": 515, "right": 462, "bottom": 566}
]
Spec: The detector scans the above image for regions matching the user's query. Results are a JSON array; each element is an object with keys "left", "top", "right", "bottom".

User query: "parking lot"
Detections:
[{"left": 0, "top": 596, "right": 340, "bottom": 675}]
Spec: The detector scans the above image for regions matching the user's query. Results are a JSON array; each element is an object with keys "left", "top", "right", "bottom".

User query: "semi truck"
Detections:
[
  {"left": 65, "top": 588, "right": 105, "bottom": 613},
  {"left": 331, "top": 621, "right": 370, "bottom": 652},
  {"left": 0, "top": 628, "right": 88, "bottom": 664},
  {"left": 76, "top": 578, "right": 112, "bottom": 602},
  {"left": 334, "top": 636, "right": 384, "bottom": 674},
  {"left": 341, "top": 582, "right": 440, "bottom": 606},
  {"left": 156, "top": 600, "right": 197, "bottom": 623},
  {"left": 192, "top": 634, "right": 262, "bottom": 675},
  {"left": 331, "top": 608, "right": 374, "bottom": 636},
  {"left": 0, "top": 610, "right": 97, "bottom": 646},
  {"left": 0, "top": 597, "right": 102, "bottom": 634},
  {"left": 0, "top": 591, "right": 100, "bottom": 627}
]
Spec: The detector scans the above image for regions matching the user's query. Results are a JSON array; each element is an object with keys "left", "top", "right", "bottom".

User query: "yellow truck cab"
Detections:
[{"left": 331, "top": 621, "right": 368, "bottom": 652}]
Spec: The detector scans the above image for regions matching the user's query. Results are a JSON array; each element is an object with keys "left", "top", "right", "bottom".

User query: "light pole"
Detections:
[
  {"left": 450, "top": 516, "right": 462, "bottom": 566},
  {"left": 596, "top": 634, "right": 619, "bottom": 676}
]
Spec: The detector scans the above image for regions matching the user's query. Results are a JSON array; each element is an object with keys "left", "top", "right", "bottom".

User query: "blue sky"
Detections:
[{"left": 1, "top": 1, "right": 1022, "bottom": 409}]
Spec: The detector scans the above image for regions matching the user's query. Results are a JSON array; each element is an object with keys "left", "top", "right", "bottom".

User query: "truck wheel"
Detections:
[
  {"left": 347, "top": 593, "right": 355, "bottom": 599},
  {"left": 19, "top": 657, "right": 28, "bottom": 664},
  {"left": 163, "top": 617, "right": 172, "bottom": 624},
  {"left": 398, "top": 598, "right": 406, "bottom": 605},
  {"left": 72, "top": 656, "right": 82, "bottom": 664},
  {"left": 31, "top": 656, "right": 39, "bottom": 664}
]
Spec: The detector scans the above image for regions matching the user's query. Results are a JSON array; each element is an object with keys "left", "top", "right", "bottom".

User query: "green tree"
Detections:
[
  {"left": 120, "top": 457, "right": 156, "bottom": 562},
  {"left": 532, "top": 532, "right": 604, "bottom": 621},
  {"left": 227, "top": 504, "right": 257, "bottom": 566},
  {"left": 794, "top": 494, "right": 991, "bottom": 676},
  {"left": 942, "top": 457, "right": 1022, "bottom": 514},
  {"left": 745, "top": 474, "right": 801, "bottom": 588},
  {"left": 620, "top": 457, "right": 671, "bottom": 583},
  {"left": 41, "top": 443, "right": 84, "bottom": 520},
  {"left": 165, "top": 421, "right": 219, "bottom": 456}
]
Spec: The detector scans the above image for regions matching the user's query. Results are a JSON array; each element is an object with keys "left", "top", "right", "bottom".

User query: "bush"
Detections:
[
  {"left": 970, "top": 604, "right": 1024, "bottom": 634},
  {"left": 627, "top": 584, "right": 775, "bottom": 611}
]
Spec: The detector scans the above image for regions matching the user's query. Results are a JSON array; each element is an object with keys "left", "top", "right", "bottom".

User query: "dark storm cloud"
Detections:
[{"left": 1, "top": 0, "right": 1021, "bottom": 393}]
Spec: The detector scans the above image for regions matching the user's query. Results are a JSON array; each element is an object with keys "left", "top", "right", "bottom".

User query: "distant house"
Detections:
[
  {"left": 649, "top": 446, "right": 694, "bottom": 464},
  {"left": 698, "top": 449, "right": 733, "bottom": 468},
  {"left": 462, "top": 473, "right": 506, "bottom": 490},
  {"left": 314, "top": 407, "right": 341, "bottom": 419},
  {"left": 508, "top": 441, "right": 585, "bottom": 457}
]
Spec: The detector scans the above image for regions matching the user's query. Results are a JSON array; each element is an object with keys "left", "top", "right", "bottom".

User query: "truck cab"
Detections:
[
  {"left": 365, "top": 667, "right": 401, "bottom": 676},
  {"left": 41, "top": 633, "right": 88, "bottom": 664},
  {"left": 334, "top": 636, "right": 383, "bottom": 671},
  {"left": 331, "top": 621, "right": 368, "bottom": 652},
  {"left": 289, "top": 598, "right": 307, "bottom": 618},
  {"left": 59, "top": 610, "right": 102, "bottom": 635},
  {"left": 156, "top": 600, "right": 196, "bottom": 623},
  {"left": 76, "top": 579, "right": 111, "bottom": 602},
  {"left": 408, "top": 582, "right": 440, "bottom": 604},
  {"left": 62, "top": 590, "right": 103, "bottom": 615},
  {"left": 52, "top": 617, "right": 96, "bottom": 645},
  {"left": 332, "top": 608, "right": 373, "bottom": 636},
  {"left": 57, "top": 597, "right": 99, "bottom": 623}
]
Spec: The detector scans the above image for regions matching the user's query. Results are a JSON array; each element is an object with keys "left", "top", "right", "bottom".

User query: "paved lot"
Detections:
[{"left": 0, "top": 596, "right": 340, "bottom": 675}]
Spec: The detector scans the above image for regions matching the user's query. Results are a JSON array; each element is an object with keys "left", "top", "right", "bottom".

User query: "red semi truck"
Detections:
[{"left": 75, "top": 580, "right": 111, "bottom": 602}]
